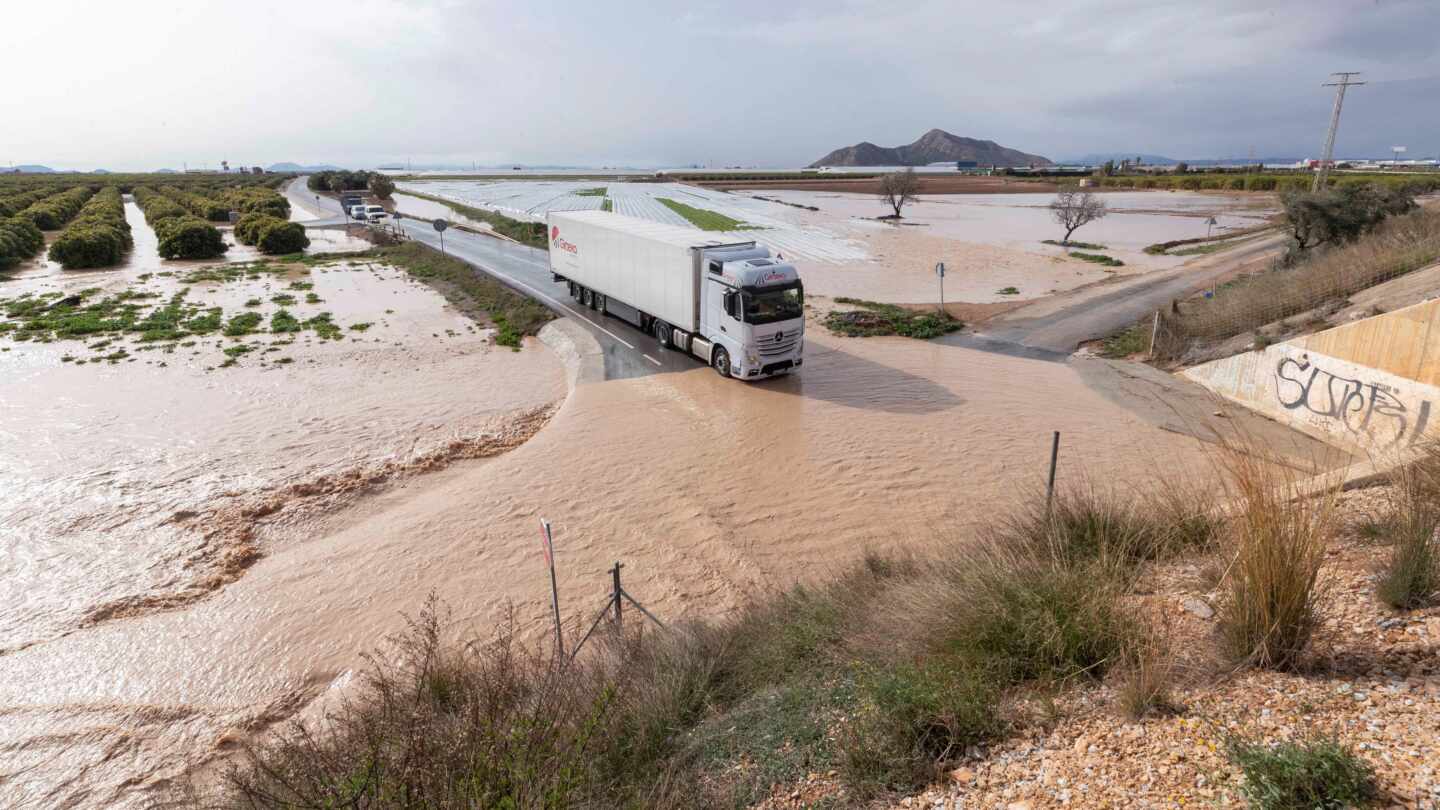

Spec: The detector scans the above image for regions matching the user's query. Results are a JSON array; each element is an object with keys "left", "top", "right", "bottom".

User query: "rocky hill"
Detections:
[{"left": 810, "top": 128, "right": 1052, "bottom": 168}]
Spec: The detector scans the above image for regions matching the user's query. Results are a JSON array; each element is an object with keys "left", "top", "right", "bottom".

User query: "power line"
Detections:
[{"left": 1313, "top": 71, "right": 1365, "bottom": 191}]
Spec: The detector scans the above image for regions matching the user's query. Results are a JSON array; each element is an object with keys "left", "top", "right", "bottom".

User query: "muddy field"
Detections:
[{"left": 693, "top": 174, "right": 1066, "bottom": 194}]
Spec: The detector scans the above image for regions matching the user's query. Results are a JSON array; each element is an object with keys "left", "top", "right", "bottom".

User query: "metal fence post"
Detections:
[
  {"left": 1045, "top": 431, "right": 1061, "bottom": 517},
  {"left": 611, "top": 562, "right": 623, "bottom": 630}
]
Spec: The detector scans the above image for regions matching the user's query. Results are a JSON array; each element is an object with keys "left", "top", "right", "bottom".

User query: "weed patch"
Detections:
[
  {"left": 1226, "top": 733, "right": 1377, "bottom": 810},
  {"left": 1070, "top": 251, "right": 1125, "bottom": 267},
  {"left": 824, "top": 298, "right": 961, "bottom": 339}
]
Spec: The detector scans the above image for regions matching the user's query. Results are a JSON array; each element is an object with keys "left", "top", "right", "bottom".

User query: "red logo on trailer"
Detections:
[{"left": 551, "top": 226, "right": 578, "bottom": 254}]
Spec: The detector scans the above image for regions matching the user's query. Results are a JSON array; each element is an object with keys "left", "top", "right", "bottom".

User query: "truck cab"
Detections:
[{"left": 701, "top": 256, "right": 804, "bottom": 378}]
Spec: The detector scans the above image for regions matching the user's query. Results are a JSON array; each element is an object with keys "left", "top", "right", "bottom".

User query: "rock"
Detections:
[
  {"left": 1073, "top": 735, "right": 1090, "bottom": 755},
  {"left": 950, "top": 767, "right": 976, "bottom": 785},
  {"left": 1182, "top": 597, "right": 1215, "bottom": 619},
  {"left": 1008, "top": 802, "right": 1034, "bottom": 810}
]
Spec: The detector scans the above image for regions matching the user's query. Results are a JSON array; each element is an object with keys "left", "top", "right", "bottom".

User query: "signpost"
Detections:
[
  {"left": 935, "top": 261, "right": 946, "bottom": 316},
  {"left": 539, "top": 519, "right": 563, "bottom": 656},
  {"left": 433, "top": 218, "right": 448, "bottom": 254}
]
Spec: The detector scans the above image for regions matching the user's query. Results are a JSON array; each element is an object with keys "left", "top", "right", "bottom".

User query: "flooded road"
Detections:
[{"left": 0, "top": 304, "right": 1239, "bottom": 805}]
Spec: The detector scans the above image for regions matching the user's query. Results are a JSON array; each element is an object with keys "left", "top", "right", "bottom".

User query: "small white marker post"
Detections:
[{"left": 935, "top": 261, "right": 946, "bottom": 316}]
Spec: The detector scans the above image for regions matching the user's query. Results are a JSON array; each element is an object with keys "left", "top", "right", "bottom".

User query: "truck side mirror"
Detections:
[{"left": 723, "top": 291, "right": 737, "bottom": 317}]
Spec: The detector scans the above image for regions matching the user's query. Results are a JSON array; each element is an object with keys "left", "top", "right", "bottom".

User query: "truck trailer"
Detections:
[{"left": 546, "top": 210, "right": 804, "bottom": 379}]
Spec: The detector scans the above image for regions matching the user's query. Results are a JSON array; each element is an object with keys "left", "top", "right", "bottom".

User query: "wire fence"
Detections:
[{"left": 1149, "top": 208, "right": 1440, "bottom": 361}]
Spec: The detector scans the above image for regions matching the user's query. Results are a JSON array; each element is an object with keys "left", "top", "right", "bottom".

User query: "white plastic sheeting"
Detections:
[{"left": 395, "top": 180, "right": 869, "bottom": 263}]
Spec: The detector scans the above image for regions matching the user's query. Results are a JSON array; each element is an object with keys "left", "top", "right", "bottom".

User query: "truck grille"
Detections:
[{"left": 757, "top": 330, "right": 801, "bottom": 357}]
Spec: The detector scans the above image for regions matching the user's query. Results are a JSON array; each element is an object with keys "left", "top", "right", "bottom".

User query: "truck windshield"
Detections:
[{"left": 742, "top": 284, "right": 803, "bottom": 325}]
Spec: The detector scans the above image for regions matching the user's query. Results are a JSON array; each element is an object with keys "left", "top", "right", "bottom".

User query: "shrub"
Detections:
[
  {"left": 256, "top": 220, "right": 309, "bottom": 254},
  {"left": 1246, "top": 176, "right": 1278, "bottom": 191},
  {"left": 0, "top": 216, "right": 45, "bottom": 268},
  {"left": 160, "top": 186, "right": 230, "bottom": 221},
  {"left": 155, "top": 215, "right": 227, "bottom": 260},
  {"left": 223, "top": 187, "right": 290, "bottom": 218},
  {"left": 47, "top": 188, "right": 132, "bottom": 269},
  {"left": 19, "top": 185, "right": 96, "bottom": 230},
  {"left": 1282, "top": 183, "right": 1416, "bottom": 251},
  {"left": 948, "top": 557, "right": 1131, "bottom": 683},
  {"left": 1226, "top": 733, "right": 1377, "bottom": 810},
  {"left": 233, "top": 212, "right": 271, "bottom": 245},
  {"left": 368, "top": 173, "right": 395, "bottom": 199},
  {"left": 840, "top": 661, "right": 1002, "bottom": 797}
]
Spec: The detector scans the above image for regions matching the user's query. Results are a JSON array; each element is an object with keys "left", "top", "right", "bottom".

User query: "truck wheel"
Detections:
[
  {"left": 712, "top": 347, "right": 731, "bottom": 377},
  {"left": 580, "top": 287, "right": 593, "bottom": 308},
  {"left": 653, "top": 320, "right": 671, "bottom": 349},
  {"left": 592, "top": 292, "right": 604, "bottom": 312}
]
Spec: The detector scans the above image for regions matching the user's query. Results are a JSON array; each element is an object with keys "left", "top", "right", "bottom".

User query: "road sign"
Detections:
[
  {"left": 935, "top": 262, "right": 946, "bottom": 277},
  {"left": 432, "top": 218, "right": 448, "bottom": 232}
]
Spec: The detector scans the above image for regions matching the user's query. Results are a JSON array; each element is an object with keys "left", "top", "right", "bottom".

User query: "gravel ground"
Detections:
[{"left": 758, "top": 485, "right": 1440, "bottom": 809}]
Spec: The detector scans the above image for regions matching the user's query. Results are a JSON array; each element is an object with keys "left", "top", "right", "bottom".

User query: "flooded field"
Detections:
[
  {"left": 0, "top": 305, "right": 1261, "bottom": 806},
  {"left": 400, "top": 179, "right": 1277, "bottom": 304},
  {"left": 760, "top": 189, "right": 1276, "bottom": 304},
  {"left": 0, "top": 204, "right": 566, "bottom": 657}
]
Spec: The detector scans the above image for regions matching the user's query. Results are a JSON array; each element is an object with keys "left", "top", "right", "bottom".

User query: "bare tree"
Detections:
[
  {"left": 1049, "top": 188, "right": 1108, "bottom": 244},
  {"left": 878, "top": 168, "right": 921, "bottom": 218}
]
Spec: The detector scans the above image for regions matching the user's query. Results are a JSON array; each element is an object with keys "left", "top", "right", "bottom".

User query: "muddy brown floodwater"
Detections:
[
  {"left": 1, "top": 300, "right": 1240, "bottom": 805},
  {"left": 758, "top": 190, "right": 1276, "bottom": 303},
  {"left": 0, "top": 202, "right": 568, "bottom": 806}
]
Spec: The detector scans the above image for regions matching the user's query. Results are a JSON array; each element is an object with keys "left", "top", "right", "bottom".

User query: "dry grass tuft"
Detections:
[
  {"left": 1116, "top": 612, "right": 1181, "bottom": 720},
  {"left": 1215, "top": 441, "right": 1339, "bottom": 670},
  {"left": 1376, "top": 442, "right": 1440, "bottom": 610}
]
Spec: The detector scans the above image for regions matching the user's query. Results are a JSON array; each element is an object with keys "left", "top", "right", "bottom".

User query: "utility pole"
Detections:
[{"left": 1313, "top": 72, "right": 1364, "bottom": 192}]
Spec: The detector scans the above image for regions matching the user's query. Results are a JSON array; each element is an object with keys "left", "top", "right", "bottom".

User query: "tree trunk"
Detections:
[{"left": 1064, "top": 225, "right": 1077, "bottom": 244}]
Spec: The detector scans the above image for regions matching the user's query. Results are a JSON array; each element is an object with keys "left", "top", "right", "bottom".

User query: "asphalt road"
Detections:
[
  {"left": 285, "top": 176, "right": 694, "bottom": 381},
  {"left": 967, "top": 232, "right": 1288, "bottom": 356},
  {"left": 393, "top": 217, "right": 697, "bottom": 381}
]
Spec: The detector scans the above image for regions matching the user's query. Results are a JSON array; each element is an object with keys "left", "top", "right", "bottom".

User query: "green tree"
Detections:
[{"left": 368, "top": 173, "right": 395, "bottom": 199}]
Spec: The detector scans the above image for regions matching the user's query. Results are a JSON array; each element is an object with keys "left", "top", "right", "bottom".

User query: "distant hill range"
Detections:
[
  {"left": 267, "top": 162, "right": 343, "bottom": 173},
  {"left": 810, "top": 129, "right": 1052, "bottom": 168},
  {"left": 4, "top": 165, "right": 56, "bottom": 173}
]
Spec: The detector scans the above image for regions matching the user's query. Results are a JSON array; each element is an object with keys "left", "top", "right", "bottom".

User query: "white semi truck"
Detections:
[{"left": 546, "top": 210, "right": 804, "bottom": 379}]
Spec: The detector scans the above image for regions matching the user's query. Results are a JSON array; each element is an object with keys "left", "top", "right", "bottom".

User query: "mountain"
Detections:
[
  {"left": 1060, "top": 152, "right": 1178, "bottom": 166},
  {"left": 267, "top": 162, "right": 343, "bottom": 173},
  {"left": 7, "top": 165, "right": 56, "bottom": 173},
  {"left": 810, "top": 129, "right": 1051, "bottom": 168}
]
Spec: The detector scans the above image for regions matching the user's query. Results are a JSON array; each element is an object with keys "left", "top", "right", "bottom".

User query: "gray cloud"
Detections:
[{"left": 5, "top": 0, "right": 1437, "bottom": 170}]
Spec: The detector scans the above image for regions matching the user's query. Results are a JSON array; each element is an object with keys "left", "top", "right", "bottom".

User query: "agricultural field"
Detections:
[{"left": 0, "top": 173, "right": 295, "bottom": 270}]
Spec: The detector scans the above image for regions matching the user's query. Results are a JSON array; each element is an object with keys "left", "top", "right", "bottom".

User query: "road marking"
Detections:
[{"left": 643, "top": 354, "right": 663, "bottom": 366}]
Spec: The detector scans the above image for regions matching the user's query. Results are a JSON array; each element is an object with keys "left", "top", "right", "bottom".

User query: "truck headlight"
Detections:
[{"left": 745, "top": 352, "right": 758, "bottom": 365}]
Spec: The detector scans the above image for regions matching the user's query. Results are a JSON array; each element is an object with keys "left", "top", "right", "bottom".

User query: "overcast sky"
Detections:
[{"left": 6, "top": 0, "right": 1438, "bottom": 171}]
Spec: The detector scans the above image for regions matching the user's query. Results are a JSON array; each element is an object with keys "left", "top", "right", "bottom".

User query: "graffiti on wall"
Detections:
[{"left": 1275, "top": 355, "right": 1432, "bottom": 447}]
